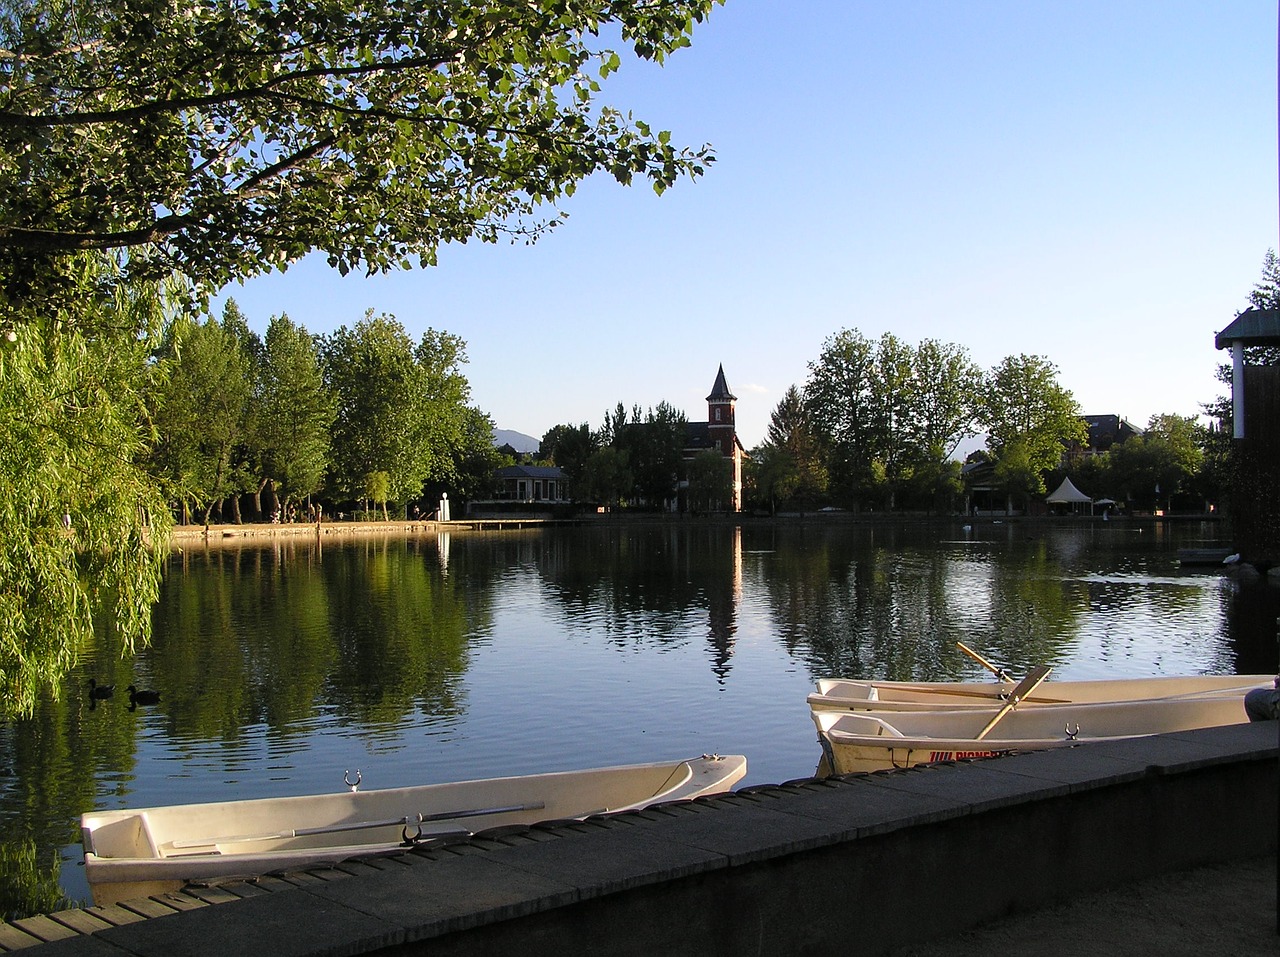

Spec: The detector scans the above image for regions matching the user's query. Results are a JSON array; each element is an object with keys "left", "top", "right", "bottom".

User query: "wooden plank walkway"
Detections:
[{"left": 0, "top": 857, "right": 403, "bottom": 951}]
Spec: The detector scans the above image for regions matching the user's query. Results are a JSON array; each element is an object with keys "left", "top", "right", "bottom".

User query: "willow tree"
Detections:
[
  {"left": 0, "top": 0, "right": 722, "bottom": 709},
  {"left": 0, "top": 259, "right": 171, "bottom": 714}
]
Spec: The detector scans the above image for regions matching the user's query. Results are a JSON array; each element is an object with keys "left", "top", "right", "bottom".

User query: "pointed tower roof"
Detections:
[{"left": 706, "top": 364, "right": 736, "bottom": 402}]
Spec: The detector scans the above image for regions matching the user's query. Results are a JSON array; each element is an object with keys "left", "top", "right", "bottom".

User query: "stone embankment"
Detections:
[{"left": 170, "top": 520, "right": 440, "bottom": 545}]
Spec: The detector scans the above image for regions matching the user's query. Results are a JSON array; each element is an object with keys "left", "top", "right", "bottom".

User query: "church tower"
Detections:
[
  {"left": 705, "top": 364, "right": 742, "bottom": 510},
  {"left": 706, "top": 364, "right": 737, "bottom": 458}
]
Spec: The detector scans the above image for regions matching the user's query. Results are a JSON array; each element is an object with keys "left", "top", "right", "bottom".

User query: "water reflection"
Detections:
[{"left": 0, "top": 521, "right": 1274, "bottom": 920}]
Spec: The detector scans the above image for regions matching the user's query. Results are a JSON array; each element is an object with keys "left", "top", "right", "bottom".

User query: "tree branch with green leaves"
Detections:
[{"left": 1, "top": 0, "right": 723, "bottom": 317}]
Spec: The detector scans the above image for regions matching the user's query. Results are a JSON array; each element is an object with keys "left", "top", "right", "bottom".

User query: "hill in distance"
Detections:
[{"left": 493, "top": 428, "right": 541, "bottom": 454}]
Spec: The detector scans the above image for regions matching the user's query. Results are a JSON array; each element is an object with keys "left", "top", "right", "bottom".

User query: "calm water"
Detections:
[{"left": 1, "top": 520, "right": 1276, "bottom": 918}]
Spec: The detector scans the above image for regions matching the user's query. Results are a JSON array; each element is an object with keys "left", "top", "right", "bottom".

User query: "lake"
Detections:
[{"left": 1, "top": 519, "right": 1276, "bottom": 919}]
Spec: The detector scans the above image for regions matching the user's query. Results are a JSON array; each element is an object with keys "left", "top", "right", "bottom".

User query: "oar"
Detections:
[
  {"left": 975, "top": 664, "right": 1053, "bottom": 741},
  {"left": 894, "top": 685, "right": 1071, "bottom": 705},
  {"left": 169, "top": 800, "right": 547, "bottom": 849},
  {"left": 956, "top": 641, "right": 1013, "bottom": 682}
]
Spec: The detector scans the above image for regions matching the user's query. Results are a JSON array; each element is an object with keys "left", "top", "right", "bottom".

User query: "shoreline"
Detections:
[
  {"left": 168, "top": 511, "right": 1227, "bottom": 548},
  {"left": 171, "top": 520, "right": 443, "bottom": 545}
]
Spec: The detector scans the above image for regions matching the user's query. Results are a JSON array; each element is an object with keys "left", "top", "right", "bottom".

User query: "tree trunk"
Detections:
[{"left": 254, "top": 478, "right": 269, "bottom": 522}]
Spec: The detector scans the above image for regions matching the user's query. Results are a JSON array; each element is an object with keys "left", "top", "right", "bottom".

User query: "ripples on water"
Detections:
[{"left": 0, "top": 520, "right": 1276, "bottom": 917}]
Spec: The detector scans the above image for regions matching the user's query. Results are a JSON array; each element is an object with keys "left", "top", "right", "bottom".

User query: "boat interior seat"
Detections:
[{"left": 86, "top": 812, "right": 159, "bottom": 860}]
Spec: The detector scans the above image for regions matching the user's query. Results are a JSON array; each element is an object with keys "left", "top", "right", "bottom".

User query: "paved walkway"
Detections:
[{"left": 891, "top": 854, "right": 1278, "bottom": 956}]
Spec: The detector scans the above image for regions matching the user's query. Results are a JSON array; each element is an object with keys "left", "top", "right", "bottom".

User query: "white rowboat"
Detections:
[
  {"left": 813, "top": 694, "right": 1251, "bottom": 775},
  {"left": 81, "top": 754, "right": 747, "bottom": 905},
  {"left": 808, "top": 674, "right": 1275, "bottom": 714}
]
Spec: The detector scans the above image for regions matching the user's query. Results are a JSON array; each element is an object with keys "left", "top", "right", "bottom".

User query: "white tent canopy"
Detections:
[{"left": 1046, "top": 477, "right": 1092, "bottom": 504}]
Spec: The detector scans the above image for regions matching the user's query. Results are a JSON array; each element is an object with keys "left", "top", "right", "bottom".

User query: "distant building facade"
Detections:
[
  {"left": 494, "top": 465, "right": 568, "bottom": 503},
  {"left": 1078, "top": 415, "right": 1144, "bottom": 456}
]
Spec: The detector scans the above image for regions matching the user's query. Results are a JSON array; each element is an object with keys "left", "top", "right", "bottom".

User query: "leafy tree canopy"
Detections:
[
  {"left": 754, "top": 384, "right": 827, "bottom": 510},
  {"left": 803, "top": 329, "right": 983, "bottom": 509},
  {"left": 981, "top": 354, "right": 1086, "bottom": 466},
  {"left": 150, "top": 306, "right": 257, "bottom": 522},
  {"left": 540, "top": 422, "right": 598, "bottom": 490},
  {"left": 1, "top": 0, "right": 722, "bottom": 320},
  {"left": 256, "top": 312, "right": 334, "bottom": 506}
]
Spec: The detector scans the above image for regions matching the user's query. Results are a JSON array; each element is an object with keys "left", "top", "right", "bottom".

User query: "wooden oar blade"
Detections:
[
  {"left": 1006, "top": 664, "right": 1053, "bottom": 701},
  {"left": 975, "top": 664, "right": 1053, "bottom": 741}
]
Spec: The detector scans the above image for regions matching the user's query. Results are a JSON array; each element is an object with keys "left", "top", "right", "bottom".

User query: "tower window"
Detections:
[{"left": 715, "top": 408, "right": 721, "bottom": 421}]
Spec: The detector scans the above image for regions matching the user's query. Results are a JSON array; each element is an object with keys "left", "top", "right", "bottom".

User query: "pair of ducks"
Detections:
[{"left": 87, "top": 680, "right": 161, "bottom": 708}]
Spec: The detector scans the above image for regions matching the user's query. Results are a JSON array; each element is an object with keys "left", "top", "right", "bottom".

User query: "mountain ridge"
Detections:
[{"left": 493, "top": 428, "right": 540, "bottom": 453}]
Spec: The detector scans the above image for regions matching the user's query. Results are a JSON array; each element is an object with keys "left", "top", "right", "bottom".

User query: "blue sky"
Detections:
[{"left": 212, "top": 1, "right": 1278, "bottom": 450}]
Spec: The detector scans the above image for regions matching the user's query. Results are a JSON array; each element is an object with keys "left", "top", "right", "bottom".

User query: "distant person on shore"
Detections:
[{"left": 1244, "top": 678, "right": 1279, "bottom": 721}]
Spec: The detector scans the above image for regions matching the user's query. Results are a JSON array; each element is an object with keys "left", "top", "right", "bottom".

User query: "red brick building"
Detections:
[{"left": 682, "top": 365, "right": 746, "bottom": 512}]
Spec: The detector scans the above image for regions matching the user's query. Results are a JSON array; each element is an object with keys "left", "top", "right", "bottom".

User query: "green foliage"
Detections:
[
  {"left": 753, "top": 384, "right": 827, "bottom": 511},
  {"left": 410, "top": 327, "right": 482, "bottom": 489},
  {"left": 317, "top": 313, "right": 486, "bottom": 508},
  {"left": 0, "top": 257, "right": 169, "bottom": 715},
  {"left": 443, "top": 406, "right": 504, "bottom": 501},
  {"left": 904, "top": 457, "right": 963, "bottom": 515},
  {"left": 992, "top": 437, "right": 1047, "bottom": 503},
  {"left": 320, "top": 313, "right": 425, "bottom": 503},
  {"left": 804, "top": 330, "right": 982, "bottom": 510},
  {"left": 1102, "top": 414, "right": 1206, "bottom": 510},
  {"left": 604, "top": 401, "right": 686, "bottom": 509},
  {"left": 150, "top": 307, "right": 257, "bottom": 522},
  {"left": 0, "top": 0, "right": 725, "bottom": 714},
  {"left": 365, "top": 470, "right": 391, "bottom": 519},
  {"left": 540, "top": 422, "right": 598, "bottom": 488},
  {"left": 804, "top": 329, "right": 879, "bottom": 503},
  {"left": 579, "top": 445, "right": 633, "bottom": 507},
  {"left": 981, "top": 354, "right": 1085, "bottom": 506},
  {"left": 256, "top": 313, "right": 333, "bottom": 507},
  {"left": 0, "top": 0, "right": 723, "bottom": 318},
  {"left": 911, "top": 339, "right": 985, "bottom": 461}
]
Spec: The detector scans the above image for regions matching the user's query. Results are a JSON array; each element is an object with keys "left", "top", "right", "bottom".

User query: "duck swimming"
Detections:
[
  {"left": 87, "top": 679, "right": 114, "bottom": 700},
  {"left": 127, "top": 686, "right": 161, "bottom": 707}
]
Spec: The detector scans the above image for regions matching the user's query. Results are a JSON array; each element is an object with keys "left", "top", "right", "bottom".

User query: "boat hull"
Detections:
[
  {"left": 813, "top": 693, "right": 1252, "bottom": 775},
  {"left": 82, "top": 754, "right": 746, "bottom": 905},
  {"left": 809, "top": 674, "right": 1274, "bottom": 713}
]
